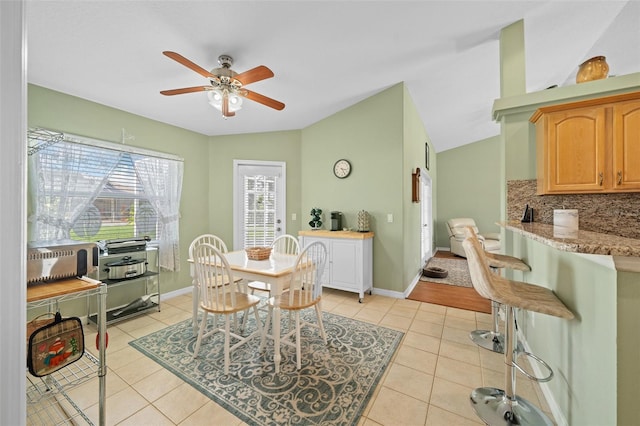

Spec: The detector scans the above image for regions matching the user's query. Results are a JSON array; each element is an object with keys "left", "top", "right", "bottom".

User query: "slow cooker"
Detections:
[{"left": 104, "top": 256, "right": 147, "bottom": 280}]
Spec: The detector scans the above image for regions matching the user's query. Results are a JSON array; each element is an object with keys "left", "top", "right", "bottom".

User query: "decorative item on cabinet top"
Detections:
[
  {"left": 357, "top": 210, "right": 370, "bottom": 232},
  {"left": 412, "top": 168, "right": 421, "bottom": 203},
  {"left": 309, "top": 208, "right": 323, "bottom": 229},
  {"left": 576, "top": 56, "right": 609, "bottom": 83}
]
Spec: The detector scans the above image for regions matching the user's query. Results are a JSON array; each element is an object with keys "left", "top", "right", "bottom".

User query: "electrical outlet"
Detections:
[
  {"left": 387, "top": 214, "right": 393, "bottom": 223},
  {"left": 292, "top": 213, "right": 296, "bottom": 221}
]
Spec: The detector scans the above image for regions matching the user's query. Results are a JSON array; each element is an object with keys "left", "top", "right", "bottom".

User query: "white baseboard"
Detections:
[
  {"left": 371, "top": 287, "right": 405, "bottom": 299},
  {"left": 402, "top": 271, "right": 422, "bottom": 299},
  {"left": 161, "top": 286, "right": 193, "bottom": 301}
]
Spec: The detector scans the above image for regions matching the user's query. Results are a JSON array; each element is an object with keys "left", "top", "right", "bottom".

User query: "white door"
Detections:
[
  {"left": 420, "top": 169, "right": 433, "bottom": 263},
  {"left": 233, "top": 160, "right": 286, "bottom": 250}
]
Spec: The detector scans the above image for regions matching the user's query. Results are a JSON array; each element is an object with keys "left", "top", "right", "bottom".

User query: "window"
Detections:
[
  {"left": 28, "top": 129, "right": 184, "bottom": 271},
  {"left": 72, "top": 153, "right": 159, "bottom": 241}
]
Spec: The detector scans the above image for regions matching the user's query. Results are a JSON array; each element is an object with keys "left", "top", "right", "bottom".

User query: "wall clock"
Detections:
[{"left": 333, "top": 159, "right": 351, "bottom": 179}]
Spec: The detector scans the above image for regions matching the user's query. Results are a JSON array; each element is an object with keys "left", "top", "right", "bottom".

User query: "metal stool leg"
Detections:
[
  {"left": 470, "top": 306, "right": 554, "bottom": 425},
  {"left": 470, "top": 300, "right": 505, "bottom": 353}
]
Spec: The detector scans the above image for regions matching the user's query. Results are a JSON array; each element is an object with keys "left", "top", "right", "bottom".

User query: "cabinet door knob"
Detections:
[
  {"left": 617, "top": 171, "right": 622, "bottom": 185},
  {"left": 599, "top": 172, "right": 603, "bottom": 186}
]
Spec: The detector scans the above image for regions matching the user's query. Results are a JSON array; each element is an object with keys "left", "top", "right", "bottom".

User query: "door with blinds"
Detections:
[{"left": 233, "top": 160, "right": 286, "bottom": 250}]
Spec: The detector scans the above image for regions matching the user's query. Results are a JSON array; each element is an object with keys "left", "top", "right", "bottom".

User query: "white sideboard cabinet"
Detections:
[{"left": 298, "top": 230, "right": 374, "bottom": 302}]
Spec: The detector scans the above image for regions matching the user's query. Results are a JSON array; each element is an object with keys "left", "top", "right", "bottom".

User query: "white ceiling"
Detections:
[{"left": 26, "top": 1, "right": 640, "bottom": 153}]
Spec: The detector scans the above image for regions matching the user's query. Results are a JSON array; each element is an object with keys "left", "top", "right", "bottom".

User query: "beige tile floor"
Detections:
[{"left": 47, "top": 289, "right": 555, "bottom": 425}]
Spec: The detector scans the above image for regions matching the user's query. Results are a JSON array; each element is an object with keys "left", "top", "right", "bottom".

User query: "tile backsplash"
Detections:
[{"left": 507, "top": 180, "right": 640, "bottom": 240}]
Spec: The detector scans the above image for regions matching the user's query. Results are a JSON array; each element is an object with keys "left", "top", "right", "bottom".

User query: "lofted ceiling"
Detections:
[{"left": 26, "top": 1, "right": 639, "bottom": 153}]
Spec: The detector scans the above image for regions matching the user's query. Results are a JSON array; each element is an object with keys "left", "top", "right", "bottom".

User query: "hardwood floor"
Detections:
[{"left": 407, "top": 251, "right": 491, "bottom": 314}]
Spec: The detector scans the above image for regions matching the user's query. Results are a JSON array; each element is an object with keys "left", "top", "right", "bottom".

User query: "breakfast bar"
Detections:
[{"left": 497, "top": 221, "right": 640, "bottom": 425}]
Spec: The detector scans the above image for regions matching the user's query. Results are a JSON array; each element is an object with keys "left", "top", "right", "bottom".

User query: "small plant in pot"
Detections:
[{"left": 309, "top": 208, "right": 323, "bottom": 230}]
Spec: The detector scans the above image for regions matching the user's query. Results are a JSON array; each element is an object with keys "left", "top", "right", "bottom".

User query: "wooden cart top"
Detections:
[{"left": 27, "top": 277, "right": 101, "bottom": 303}]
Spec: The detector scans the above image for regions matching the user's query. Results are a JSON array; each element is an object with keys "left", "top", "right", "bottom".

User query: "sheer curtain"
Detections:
[
  {"left": 28, "top": 141, "right": 122, "bottom": 240},
  {"left": 132, "top": 155, "right": 184, "bottom": 271}
]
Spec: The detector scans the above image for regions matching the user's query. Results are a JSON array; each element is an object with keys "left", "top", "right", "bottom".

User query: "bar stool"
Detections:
[
  {"left": 465, "top": 227, "right": 531, "bottom": 354},
  {"left": 464, "top": 227, "right": 530, "bottom": 353},
  {"left": 463, "top": 236, "right": 574, "bottom": 425}
]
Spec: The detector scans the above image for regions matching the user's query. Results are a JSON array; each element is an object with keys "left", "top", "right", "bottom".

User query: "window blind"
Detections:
[{"left": 242, "top": 175, "right": 277, "bottom": 248}]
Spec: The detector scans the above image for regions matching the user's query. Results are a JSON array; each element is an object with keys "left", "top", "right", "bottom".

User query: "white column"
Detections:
[{"left": 0, "top": 1, "right": 27, "bottom": 424}]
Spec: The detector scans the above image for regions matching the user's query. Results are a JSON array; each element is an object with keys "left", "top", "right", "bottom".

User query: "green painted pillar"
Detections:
[{"left": 500, "top": 19, "right": 526, "bottom": 97}]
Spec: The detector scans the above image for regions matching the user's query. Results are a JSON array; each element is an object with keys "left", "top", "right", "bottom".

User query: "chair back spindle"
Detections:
[
  {"left": 288, "top": 241, "right": 327, "bottom": 305},
  {"left": 271, "top": 234, "right": 300, "bottom": 255},
  {"left": 194, "top": 243, "right": 239, "bottom": 312}
]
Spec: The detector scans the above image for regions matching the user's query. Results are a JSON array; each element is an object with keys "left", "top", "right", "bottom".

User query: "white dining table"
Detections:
[{"left": 189, "top": 250, "right": 298, "bottom": 372}]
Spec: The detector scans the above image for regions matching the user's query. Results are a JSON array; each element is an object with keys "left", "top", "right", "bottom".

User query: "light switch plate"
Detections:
[
  {"left": 387, "top": 214, "right": 393, "bottom": 223},
  {"left": 292, "top": 213, "right": 297, "bottom": 221}
]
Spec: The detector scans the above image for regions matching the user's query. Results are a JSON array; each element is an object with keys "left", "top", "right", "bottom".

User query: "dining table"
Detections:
[{"left": 189, "top": 249, "right": 299, "bottom": 372}]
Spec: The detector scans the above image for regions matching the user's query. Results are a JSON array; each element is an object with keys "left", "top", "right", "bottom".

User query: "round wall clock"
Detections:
[{"left": 333, "top": 159, "right": 352, "bottom": 179}]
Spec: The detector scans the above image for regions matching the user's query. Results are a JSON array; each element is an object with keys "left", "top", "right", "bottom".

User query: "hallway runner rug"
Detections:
[
  {"left": 130, "top": 311, "right": 403, "bottom": 426},
  {"left": 419, "top": 256, "right": 473, "bottom": 287},
  {"left": 409, "top": 252, "right": 491, "bottom": 313}
]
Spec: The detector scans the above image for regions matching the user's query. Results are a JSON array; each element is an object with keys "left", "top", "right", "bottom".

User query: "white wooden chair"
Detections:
[
  {"left": 189, "top": 234, "right": 231, "bottom": 335},
  {"left": 191, "top": 243, "right": 263, "bottom": 375},
  {"left": 247, "top": 234, "right": 300, "bottom": 296},
  {"left": 260, "top": 241, "right": 328, "bottom": 372}
]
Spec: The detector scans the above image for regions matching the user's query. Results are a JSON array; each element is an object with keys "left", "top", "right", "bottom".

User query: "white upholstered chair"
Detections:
[
  {"left": 189, "top": 234, "right": 232, "bottom": 335},
  {"left": 191, "top": 243, "right": 263, "bottom": 375},
  {"left": 446, "top": 218, "right": 500, "bottom": 257},
  {"left": 260, "top": 241, "right": 328, "bottom": 373}
]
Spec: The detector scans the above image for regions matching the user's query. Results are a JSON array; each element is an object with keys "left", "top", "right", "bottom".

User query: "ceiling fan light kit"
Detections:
[
  {"left": 160, "top": 51, "right": 285, "bottom": 119},
  {"left": 207, "top": 89, "right": 243, "bottom": 114}
]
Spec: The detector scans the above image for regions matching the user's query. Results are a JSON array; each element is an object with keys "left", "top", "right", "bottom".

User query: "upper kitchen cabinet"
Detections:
[
  {"left": 613, "top": 99, "right": 640, "bottom": 191},
  {"left": 531, "top": 91, "right": 640, "bottom": 194}
]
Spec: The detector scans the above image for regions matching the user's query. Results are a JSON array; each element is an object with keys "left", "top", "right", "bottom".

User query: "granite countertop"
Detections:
[{"left": 498, "top": 221, "right": 640, "bottom": 258}]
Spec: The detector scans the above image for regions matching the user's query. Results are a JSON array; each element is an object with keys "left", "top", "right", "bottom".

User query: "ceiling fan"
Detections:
[{"left": 160, "top": 51, "right": 285, "bottom": 118}]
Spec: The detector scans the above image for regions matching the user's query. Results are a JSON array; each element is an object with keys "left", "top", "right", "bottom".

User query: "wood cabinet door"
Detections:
[
  {"left": 613, "top": 100, "right": 640, "bottom": 191},
  {"left": 544, "top": 107, "right": 607, "bottom": 193}
]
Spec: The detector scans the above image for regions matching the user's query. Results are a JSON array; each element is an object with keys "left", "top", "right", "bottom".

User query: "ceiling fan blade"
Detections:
[
  {"left": 244, "top": 90, "right": 285, "bottom": 111},
  {"left": 162, "top": 51, "right": 215, "bottom": 79},
  {"left": 160, "top": 86, "right": 211, "bottom": 96},
  {"left": 234, "top": 65, "right": 274, "bottom": 86}
]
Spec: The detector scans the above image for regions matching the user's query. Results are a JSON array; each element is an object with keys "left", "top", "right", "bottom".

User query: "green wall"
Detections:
[
  {"left": 402, "top": 85, "right": 434, "bottom": 284},
  {"left": 209, "top": 83, "right": 430, "bottom": 294},
  {"left": 434, "top": 136, "right": 501, "bottom": 248},
  {"left": 302, "top": 83, "right": 409, "bottom": 293},
  {"left": 207, "top": 130, "right": 302, "bottom": 248}
]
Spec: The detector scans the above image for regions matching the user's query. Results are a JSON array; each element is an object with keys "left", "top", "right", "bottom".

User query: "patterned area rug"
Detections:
[
  {"left": 419, "top": 257, "right": 472, "bottom": 287},
  {"left": 129, "top": 311, "right": 403, "bottom": 425}
]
